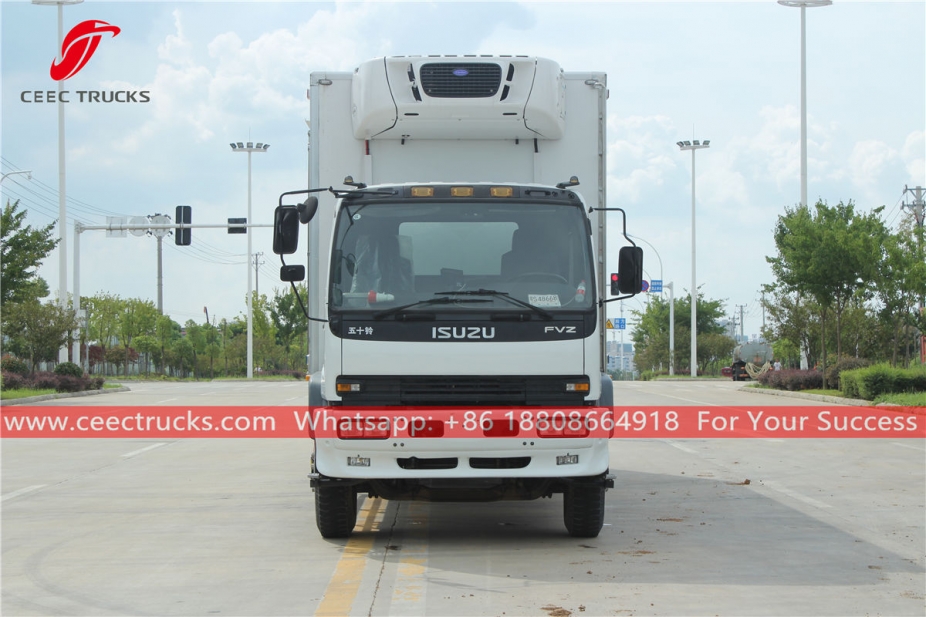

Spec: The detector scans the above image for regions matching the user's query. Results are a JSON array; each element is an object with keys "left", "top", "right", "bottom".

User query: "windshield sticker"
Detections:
[{"left": 528, "top": 294, "right": 561, "bottom": 307}]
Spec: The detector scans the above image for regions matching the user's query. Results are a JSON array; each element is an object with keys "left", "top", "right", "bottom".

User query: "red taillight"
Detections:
[
  {"left": 410, "top": 419, "right": 445, "bottom": 438},
  {"left": 536, "top": 415, "right": 590, "bottom": 438},
  {"left": 337, "top": 417, "right": 390, "bottom": 440},
  {"left": 484, "top": 420, "right": 519, "bottom": 437}
]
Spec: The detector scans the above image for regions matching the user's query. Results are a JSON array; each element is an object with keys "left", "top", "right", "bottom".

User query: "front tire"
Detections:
[
  {"left": 563, "top": 482, "right": 605, "bottom": 538},
  {"left": 315, "top": 484, "right": 358, "bottom": 539}
]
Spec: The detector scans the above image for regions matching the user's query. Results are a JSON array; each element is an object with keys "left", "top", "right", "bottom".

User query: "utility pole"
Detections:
[
  {"left": 253, "top": 251, "right": 265, "bottom": 297},
  {"left": 902, "top": 185, "right": 925, "bottom": 363},
  {"left": 146, "top": 213, "right": 171, "bottom": 314},
  {"left": 736, "top": 304, "right": 747, "bottom": 341}
]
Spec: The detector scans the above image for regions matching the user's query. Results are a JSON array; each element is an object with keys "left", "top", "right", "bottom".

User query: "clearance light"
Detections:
[
  {"left": 411, "top": 186, "right": 434, "bottom": 197},
  {"left": 565, "top": 382, "right": 590, "bottom": 392},
  {"left": 336, "top": 382, "right": 361, "bottom": 393},
  {"left": 450, "top": 186, "right": 474, "bottom": 197},
  {"left": 490, "top": 186, "right": 514, "bottom": 197}
]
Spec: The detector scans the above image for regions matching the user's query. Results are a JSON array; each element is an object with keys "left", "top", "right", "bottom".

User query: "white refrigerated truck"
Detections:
[{"left": 272, "top": 56, "right": 643, "bottom": 538}]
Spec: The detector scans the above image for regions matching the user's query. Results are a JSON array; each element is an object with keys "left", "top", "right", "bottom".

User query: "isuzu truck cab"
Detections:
[{"left": 272, "top": 56, "right": 642, "bottom": 538}]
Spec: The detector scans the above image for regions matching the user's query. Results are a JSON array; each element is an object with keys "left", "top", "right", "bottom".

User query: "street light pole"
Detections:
[
  {"left": 1, "top": 170, "right": 33, "bottom": 184},
  {"left": 666, "top": 281, "right": 675, "bottom": 376},
  {"left": 778, "top": 0, "right": 831, "bottom": 208},
  {"left": 627, "top": 234, "right": 663, "bottom": 291},
  {"left": 230, "top": 141, "right": 269, "bottom": 379},
  {"left": 33, "top": 0, "right": 83, "bottom": 363},
  {"left": 677, "top": 139, "right": 710, "bottom": 378}
]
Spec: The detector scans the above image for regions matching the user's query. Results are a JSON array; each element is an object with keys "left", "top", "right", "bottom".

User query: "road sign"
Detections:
[
  {"left": 650, "top": 279, "right": 663, "bottom": 293},
  {"left": 606, "top": 319, "right": 614, "bottom": 329},
  {"left": 641, "top": 280, "right": 650, "bottom": 292},
  {"left": 228, "top": 217, "right": 247, "bottom": 234},
  {"left": 616, "top": 318, "right": 626, "bottom": 330}
]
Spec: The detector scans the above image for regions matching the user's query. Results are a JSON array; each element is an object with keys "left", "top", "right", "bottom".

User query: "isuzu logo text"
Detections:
[
  {"left": 431, "top": 326, "right": 496, "bottom": 340},
  {"left": 20, "top": 19, "right": 150, "bottom": 104}
]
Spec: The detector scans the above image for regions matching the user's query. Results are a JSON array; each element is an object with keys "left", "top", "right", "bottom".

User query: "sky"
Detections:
[{"left": 1, "top": 0, "right": 924, "bottom": 347}]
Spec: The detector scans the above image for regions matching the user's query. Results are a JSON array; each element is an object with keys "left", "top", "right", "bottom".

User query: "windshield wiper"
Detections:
[
  {"left": 434, "top": 289, "right": 553, "bottom": 320},
  {"left": 372, "top": 296, "right": 491, "bottom": 320}
]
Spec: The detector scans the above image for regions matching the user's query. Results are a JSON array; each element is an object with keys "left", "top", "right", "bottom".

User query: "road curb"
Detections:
[
  {"left": 740, "top": 385, "right": 873, "bottom": 406},
  {"left": 1, "top": 386, "right": 131, "bottom": 406}
]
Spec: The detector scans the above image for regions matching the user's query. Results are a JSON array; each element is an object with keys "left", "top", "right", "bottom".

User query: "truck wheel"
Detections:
[
  {"left": 563, "top": 482, "right": 605, "bottom": 538},
  {"left": 315, "top": 484, "right": 358, "bottom": 539}
]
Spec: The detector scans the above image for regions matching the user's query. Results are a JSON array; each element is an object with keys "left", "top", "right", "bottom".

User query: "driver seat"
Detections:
[{"left": 501, "top": 229, "right": 558, "bottom": 280}]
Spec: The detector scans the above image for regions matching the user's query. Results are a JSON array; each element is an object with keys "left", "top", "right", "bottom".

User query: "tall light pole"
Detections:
[
  {"left": 778, "top": 0, "right": 831, "bottom": 208},
  {"left": 33, "top": 0, "right": 83, "bottom": 362},
  {"left": 666, "top": 281, "right": 675, "bottom": 376},
  {"left": 230, "top": 141, "right": 269, "bottom": 379},
  {"left": 1, "top": 170, "right": 33, "bottom": 184},
  {"left": 677, "top": 139, "right": 710, "bottom": 378}
]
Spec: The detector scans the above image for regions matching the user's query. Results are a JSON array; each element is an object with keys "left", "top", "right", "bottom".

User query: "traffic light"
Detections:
[
  {"left": 175, "top": 205, "right": 191, "bottom": 246},
  {"left": 610, "top": 272, "right": 620, "bottom": 295}
]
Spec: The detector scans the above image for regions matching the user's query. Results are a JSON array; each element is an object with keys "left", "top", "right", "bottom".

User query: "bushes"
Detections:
[
  {"left": 757, "top": 369, "right": 823, "bottom": 391},
  {"left": 840, "top": 364, "right": 926, "bottom": 400},
  {"left": 824, "top": 357, "right": 871, "bottom": 390},
  {"left": 0, "top": 369, "right": 105, "bottom": 393},
  {"left": 1, "top": 355, "right": 29, "bottom": 376},
  {"left": 54, "top": 362, "right": 84, "bottom": 378},
  {"left": 1, "top": 371, "right": 27, "bottom": 391}
]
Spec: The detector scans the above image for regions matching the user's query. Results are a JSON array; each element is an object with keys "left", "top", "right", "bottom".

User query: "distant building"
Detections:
[{"left": 606, "top": 341, "right": 635, "bottom": 373}]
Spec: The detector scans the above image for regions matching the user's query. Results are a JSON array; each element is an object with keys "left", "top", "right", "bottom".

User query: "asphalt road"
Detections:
[{"left": 1, "top": 380, "right": 924, "bottom": 616}]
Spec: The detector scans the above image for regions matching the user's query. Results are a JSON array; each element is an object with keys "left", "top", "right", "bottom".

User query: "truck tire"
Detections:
[
  {"left": 563, "top": 482, "right": 605, "bottom": 538},
  {"left": 315, "top": 484, "right": 358, "bottom": 539}
]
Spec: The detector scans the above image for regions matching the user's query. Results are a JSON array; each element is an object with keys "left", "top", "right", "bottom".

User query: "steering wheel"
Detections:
[{"left": 506, "top": 272, "right": 569, "bottom": 284}]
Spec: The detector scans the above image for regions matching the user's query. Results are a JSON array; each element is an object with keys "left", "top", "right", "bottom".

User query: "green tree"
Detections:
[
  {"left": 172, "top": 337, "right": 195, "bottom": 378},
  {"left": 767, "top": 200, "right": 885, "bottom": 385},
  {"left": 761, "top": 287, "right": 819, "bottom": 368},
  {"left": 2, "top": 299, "right": 78, "bottom": 371},
  {"left": 631, "top": 290, "right": 729, "bottom": 375},
  {"left": 202, "top": 322, "right": 221, "bottom": 379},
  {"left": 155, "top": 314, "right": 180, "bottom": 375},
  {"left": 117, "top": 298, "right": 158, "bottom": 375},
  {"left": 133, "top": 334, "right": 157, "bottom": 377},
  {"left": 84, "top": 292, "right": 123, "bottom": 373},
  {"left": 184, "top": 320, "right": 204, "bottom": 379},
  {"left": 876, "top": 221, "right": 926, "bottom": 365},
  {"left": 271, "top": 284, "right": 308, "bottom": 370},
  {"left": 0, "top": 200, "right": 57, "bottom": 307}
]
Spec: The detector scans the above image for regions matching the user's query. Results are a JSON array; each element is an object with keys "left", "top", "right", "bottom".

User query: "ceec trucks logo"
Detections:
[
  {"left": 20, "top": 19, "right": 149, "bottom": 104},
  {"left": 50, "top": 19, "right": 120, "bottom": 81}
]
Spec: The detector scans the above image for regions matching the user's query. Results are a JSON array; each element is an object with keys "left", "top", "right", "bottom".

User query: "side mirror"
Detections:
[
  {"left": 273, "top": 205, "right": 300, "bottom": 255},
  {"left": 298, "top": 196, "right": 318, "bottom": 224},
  {"left": 280, "top": 264, "right": 305, "bottom": 282},
  {"left": 615, "top": 246, "right": 643, "bottom": 295}
]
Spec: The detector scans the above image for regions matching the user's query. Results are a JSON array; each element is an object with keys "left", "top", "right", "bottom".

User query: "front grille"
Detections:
[
  {"left": 419, "top": 63, "right": 502, "bottom": 98},
  {"left": 403, "top": 376, "right": 523, "bottom": 404},
  {"left": 337, "top": 375, "right": 588, "bottom": 406}
]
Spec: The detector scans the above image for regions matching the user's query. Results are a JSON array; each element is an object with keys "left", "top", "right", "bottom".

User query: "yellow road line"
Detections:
[
  {"left": 315, "top": 496, "right": 385, "bottom": 617},
  {"left": 389, "top": 501, "right": 429, "bottom": 614}
]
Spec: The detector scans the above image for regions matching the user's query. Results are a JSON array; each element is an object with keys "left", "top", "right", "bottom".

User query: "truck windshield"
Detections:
[{"left": 328, "top": 201, "right": 595, "bottom": 314}]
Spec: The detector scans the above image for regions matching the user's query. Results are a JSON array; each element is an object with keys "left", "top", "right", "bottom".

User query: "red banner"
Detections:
[{"left": 2, "top": 405, "right": 923, "bottom": 439}]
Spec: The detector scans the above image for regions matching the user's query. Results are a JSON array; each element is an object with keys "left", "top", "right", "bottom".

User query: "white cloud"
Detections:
[
  {"left": 902, "top": 130, "right": 925, "bottom": 185},
  {"left": 848, "top": 139, "right": 899, "bottom": 195},
  {"left": 607, "top": 114, "right": 677, "bottom": 204}
]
